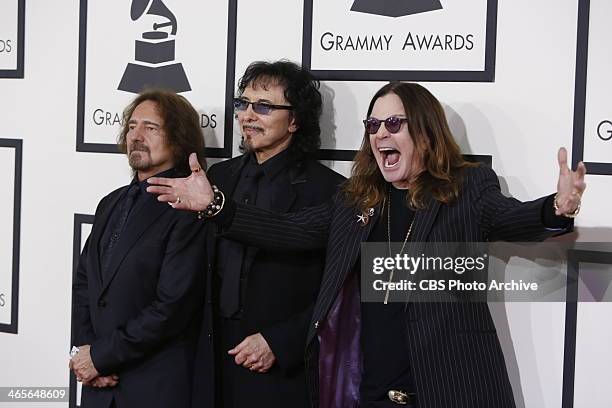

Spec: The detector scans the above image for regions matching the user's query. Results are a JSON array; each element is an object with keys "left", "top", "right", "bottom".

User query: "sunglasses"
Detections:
[
  {"left": 233, "top": 98, "right": 293, "bottom": 115},
  {"left": 363, "top": 116, "right": 408, "bottom": 134}
]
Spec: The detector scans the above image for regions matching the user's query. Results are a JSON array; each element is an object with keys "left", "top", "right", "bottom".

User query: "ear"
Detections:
[{"left": 288, "top": 114, "right": 298, "bottom": 134}]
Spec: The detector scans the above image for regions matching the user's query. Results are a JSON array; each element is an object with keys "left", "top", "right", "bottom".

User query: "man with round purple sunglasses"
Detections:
[{"left": 149, "top": 82, "right": 585, "bottom": 408}]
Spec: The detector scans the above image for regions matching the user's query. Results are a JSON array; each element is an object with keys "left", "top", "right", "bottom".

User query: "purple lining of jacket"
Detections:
[{"left": 318, "top": 271, "right": 362, "bottom": 408}]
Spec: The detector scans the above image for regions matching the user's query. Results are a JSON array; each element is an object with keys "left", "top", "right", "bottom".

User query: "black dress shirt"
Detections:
[
  {"left": 99, "top": 168, "right": 176, "bottom": 270},
  {"left": 217, "top": 151, "right": 291, "bottom": 318}
]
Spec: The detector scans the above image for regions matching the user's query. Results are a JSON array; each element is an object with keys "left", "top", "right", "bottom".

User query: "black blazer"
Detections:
[
  {"left": 72, "top": 184, "right": 208, "bottom": 408},
  {"left": 191, "top": 154, "right": 345, "bottom": 408},
  {"left": 220, "top": 165, "right": 572, "bottom": 408}
]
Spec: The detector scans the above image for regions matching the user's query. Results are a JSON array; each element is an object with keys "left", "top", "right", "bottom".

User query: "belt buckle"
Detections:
[{"left": 388, "top": 389, "right": 409, "bottom": 405}]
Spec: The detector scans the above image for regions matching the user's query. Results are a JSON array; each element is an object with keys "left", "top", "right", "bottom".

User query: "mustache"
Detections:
[
  {"left": 129, "top": 142, "right": 150, "bottom": 153},
  {"left": 242, "top": 125, "right": 264, "bottom": 132}
]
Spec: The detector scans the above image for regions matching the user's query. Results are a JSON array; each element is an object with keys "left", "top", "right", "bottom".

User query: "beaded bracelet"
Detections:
[{"left": 197, "top": 185, "right": 225, "bottom": 219}]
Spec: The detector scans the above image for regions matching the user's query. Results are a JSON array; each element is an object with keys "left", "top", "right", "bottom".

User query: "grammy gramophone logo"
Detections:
[
  {"left": 351, "top": 0, "right": 443, "bottom": 17},
  {"left": 118, "top": 0, "right": 191, "bottom": 94}
]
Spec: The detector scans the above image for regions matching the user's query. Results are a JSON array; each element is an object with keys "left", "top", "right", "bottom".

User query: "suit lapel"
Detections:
[
  {"left": 271, "top": 183, "right": 297, "bottom": 213},
  {"left": 309, "top": 204, "right": 380, "bottom": 341},
  {"left": 411, "top": 194, "right": 441, "bottom": 242},
  {"left": 324, "top": 194, "right": 440, "bottom": 299},
  {"left": 336, "top": 205, "right": 380, "bottom": 280},
  {"left": 208, "top": 157, "right": 248, "bottom": 266},
  {"left": 99, "top": 194, "right": 168, "bottom": 296},
  {"left": 89, "top": 189, "right": 124, "bottom": 285},
  {"left": 310, "top": 195, "right": 442, "bottom": 340},
  {"left": 217, "top": 155, "right": 248, "bottom": 197},
  {"left": 269, "top": 164, "right": 304, "bottom": 213}
]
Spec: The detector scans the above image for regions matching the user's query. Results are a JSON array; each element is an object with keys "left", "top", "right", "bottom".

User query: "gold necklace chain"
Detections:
[{"left": 384, "top": 190, "right": 415, "bottom": 304}]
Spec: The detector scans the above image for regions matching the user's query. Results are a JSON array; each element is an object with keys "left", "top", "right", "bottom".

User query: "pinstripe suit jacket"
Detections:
[{"left": 221, "top": 165, "right": 571, "bottom": 408}]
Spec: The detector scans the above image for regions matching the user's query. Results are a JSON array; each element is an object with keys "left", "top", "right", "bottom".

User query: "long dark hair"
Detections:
[
  {"left": 344, "top": 82, "right": 475, "bottom": 210},
  {"left": 237, "top": 60, "right": 322, "bottom": 159},
  {"left": 118, "top": 89, "right": 206, "bottom": 176}
]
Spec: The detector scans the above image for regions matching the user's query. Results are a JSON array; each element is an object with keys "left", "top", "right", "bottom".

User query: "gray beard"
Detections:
[
  {"left": 128, "top": 151, "right": 151, "bottom": 171},
  {"left": 240, "top": 137, "right": 254, "bottom": 153}
]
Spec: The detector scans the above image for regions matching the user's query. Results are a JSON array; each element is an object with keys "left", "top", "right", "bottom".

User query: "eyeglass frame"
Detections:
[
  {"left": 362, "top": 116, "right": 409, "bottom": 135},
  {"left": 233, "top": 97, "right": 293, "bottom": 115}
]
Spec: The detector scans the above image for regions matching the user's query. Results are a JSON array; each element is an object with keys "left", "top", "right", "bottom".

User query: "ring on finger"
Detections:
[{"left": 169, "top": 197, "right": 181, "bottom": 207}]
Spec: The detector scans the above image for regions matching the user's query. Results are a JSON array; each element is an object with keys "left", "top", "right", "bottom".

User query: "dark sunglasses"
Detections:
[
  {"left": 363, "top": 116, "right": 408, "bottom": 134},
  {"left": 233, "top": 98, "right": 293, "bottom": 115}
]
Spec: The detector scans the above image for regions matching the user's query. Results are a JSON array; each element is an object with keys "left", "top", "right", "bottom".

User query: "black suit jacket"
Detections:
[
  {"left": 220, "top": 165, "right": 572, "bottom": 408},
  {"left": 191, "top": 154, "right": 345, "bottom": 408},
  {"left": 72, "top": 182, "right": 208, "bottom": 408}
]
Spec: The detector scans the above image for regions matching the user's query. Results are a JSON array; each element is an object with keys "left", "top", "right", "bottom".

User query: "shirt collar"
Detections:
[
  {"left": 132, "top": 168, "right": 177, "bottom": 194},
  {"left": 248, "top": 149, "right": 291, "bottom": 182}
]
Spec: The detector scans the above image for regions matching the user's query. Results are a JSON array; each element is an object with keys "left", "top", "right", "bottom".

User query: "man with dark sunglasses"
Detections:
[{"left": 190, "top": 60, "right": 345, "bottom": 408}]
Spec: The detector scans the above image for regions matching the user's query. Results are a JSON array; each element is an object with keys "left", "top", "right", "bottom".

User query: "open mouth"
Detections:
[{"left": 378, "top": 147, "right": 401, "bottom": 168}]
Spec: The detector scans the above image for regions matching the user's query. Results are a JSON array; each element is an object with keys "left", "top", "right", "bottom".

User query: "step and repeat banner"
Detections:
[
  {"left": 303, "top": 0, "right": 496, "bottom": 81},
  {"left": 76, "top": 0, "right": 237, "bottom": 157},
  {"left": 0, "top": 1, "right": 611, "bottom": 408},
  {"left": 573, "top": 0, "right": 612, "bottom": 175}
]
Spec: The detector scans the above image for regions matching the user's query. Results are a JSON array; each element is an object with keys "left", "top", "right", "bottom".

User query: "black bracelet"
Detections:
[{"left": 197, "top": 185, "right": 225, "bottom": 219}]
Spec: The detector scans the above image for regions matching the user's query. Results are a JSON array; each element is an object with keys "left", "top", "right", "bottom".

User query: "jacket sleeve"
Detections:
[
  {"left": 218, "top": 197, "right": 336, "bottom": 251},
  {"left": 259, "top": 304, "right": 314, "bottom": 375},
  {"left": 72, "top": 236, "right": 97, "bottom": 347},
  {"left": 473, "top": 166, "right": 573, "bottom": 242},
  {"left": 90, "top": 215, "right": 207, "bottom": 375}
]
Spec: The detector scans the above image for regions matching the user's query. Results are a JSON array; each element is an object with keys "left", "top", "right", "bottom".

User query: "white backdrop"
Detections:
[{"left": 0, "top": 1, "right": 611, "bottom": 407}]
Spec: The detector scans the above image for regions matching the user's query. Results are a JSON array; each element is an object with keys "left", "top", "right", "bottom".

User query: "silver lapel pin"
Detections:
[
  {"left": 357, "top": 213, "right": 368, "bottom": 225},
  {"left": 357, "top": 208, "right": 375, "bottom": 226}
]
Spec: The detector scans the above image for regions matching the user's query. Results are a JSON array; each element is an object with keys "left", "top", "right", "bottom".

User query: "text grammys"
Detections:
[
  {"left": 92, "top": 108, "right": 217, "bottom": 129},
  {"left": 320, "top": 32, "right": 475, "bottom": 52}
]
